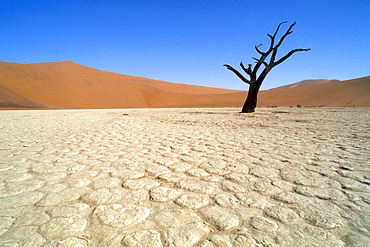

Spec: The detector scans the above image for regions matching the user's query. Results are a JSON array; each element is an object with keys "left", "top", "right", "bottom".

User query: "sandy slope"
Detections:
[
  {"left": 0, "top": 61, "right": 243, "bottom": 109},
  {"left": 259, "top": 76, "right": 370, "bottom": 107},
  {"left": 271, "top": 79, "right": 340, "bottom": 89},
  {"left": 0, "top": 61, "right": 369, "bottom": 109},
  {"left": 0, "top": 85, "right": 43, "bottom": 108}
]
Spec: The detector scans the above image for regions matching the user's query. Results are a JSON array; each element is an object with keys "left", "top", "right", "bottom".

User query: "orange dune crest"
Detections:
[
  {"left": 259, "top": 76, "right": 370, "bottom": 107},
  {"left": 0, "top": 61, "right": 369, "bottom": 109},
  {"left": 271, "top": 79, "right": 340, "bottom": 89}
]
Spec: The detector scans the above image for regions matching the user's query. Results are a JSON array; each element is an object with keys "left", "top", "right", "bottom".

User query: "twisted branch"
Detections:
[
  {"left": 274, "top": 48, "right": 311, "bottom": 67},
  {"left": 224, "top": 22, "right": 310, "bottom": 87},
  {"left": 267, "top": 21, "right": 287, "bottom": 53},
  {"left": 240, "top": 62, "right": 253, "bottom": 76},
  {"left": 223, "top": 64, "right": 251, "bottom": 84}
]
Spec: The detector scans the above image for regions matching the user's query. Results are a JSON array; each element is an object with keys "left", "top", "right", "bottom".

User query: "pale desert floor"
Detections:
[{"left": 0, "top": 107, "right": 369, "bottom": 246}]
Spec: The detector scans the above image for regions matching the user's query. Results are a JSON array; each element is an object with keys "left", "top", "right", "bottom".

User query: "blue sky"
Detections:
[{"left": 1, "top": 0, "right": 369, "bottom": 90}]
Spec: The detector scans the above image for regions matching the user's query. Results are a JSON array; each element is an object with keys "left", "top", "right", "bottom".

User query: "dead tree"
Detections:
[{"left": 224, "top": 22, "right": 310, "bottom": 113}]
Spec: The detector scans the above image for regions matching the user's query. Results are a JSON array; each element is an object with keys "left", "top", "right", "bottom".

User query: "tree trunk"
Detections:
[
  {"left": 241, "top": 84, "right": 260, "bottom": 113},
  {"left": 224, "top": 23, "right": 310, "bottom": 113}
]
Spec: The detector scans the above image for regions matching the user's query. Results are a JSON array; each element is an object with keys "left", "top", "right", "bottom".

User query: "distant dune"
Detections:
[
  {"left": 271, "top": 79, "right": 340, "bottom": 89},
  {"left": 0, "top": 61, "right": 243, "bottom": 109},
  {"left": 259, "top": 76, "right": 370, "bottom": 107},
  {"left": 0, "top": 61, "right": 369, "bottom": 109}
]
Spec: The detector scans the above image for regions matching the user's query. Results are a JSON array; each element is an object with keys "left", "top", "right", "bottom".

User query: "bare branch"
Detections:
[
  {"left": 269, "top": 48, "right": 278, "bottom": 67},
  {"left": 267, "top": 21, "right": 287, "bottom": 52},
  {"left": 223, "top": 21, "right": 310, "bottom": 113},
  {"left": 273, "top": 48, "right": 311, "bottom": 67},
  {"left": 272, "top": 21, "right": 288, "bottom": 39},
  {"left": 240, "top": 62, "right": 252, "bottom": 76},
  {"left": 251, "top": 54, "right": 266, "bottom": 79},
  {"left": 269, "top": 22, "right": 296, "bottom": 66},
  {"left": 223, "top": 64, "right": 251, "bottom": 84},
  {"left": 256, "top": 22, "right": 291, "bottom": 73},
  {"left": 252, "top": 57, "right": 269, "bottom": 69},
  {"left": 255, "top": 45, "right": 265, "bottom": 55},
  {"left": 240, "top": 62, "right": 248, "bottom": 74},
  {"left": 274, "top": 22, "right": 296, "bottom": 49},
  {"left": 247, "top": 63, "right": 253, "bottom": 74},
  {"left": 267, "top": 34, "right": 274, "bottom": 52}
]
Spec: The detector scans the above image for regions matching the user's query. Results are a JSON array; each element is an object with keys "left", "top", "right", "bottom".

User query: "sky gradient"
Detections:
[{"left": 1, "top": 0, "right": 369, "bottom": 90}]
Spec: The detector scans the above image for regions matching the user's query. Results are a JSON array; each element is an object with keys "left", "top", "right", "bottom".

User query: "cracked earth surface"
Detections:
[{"left": 0, "top": 108, "right": 369, "bottom": 246}]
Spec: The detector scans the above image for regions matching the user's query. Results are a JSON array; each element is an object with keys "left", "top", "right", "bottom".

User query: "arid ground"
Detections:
[{"left": 0, "top": 107, "right": 369, "bottom": 246}]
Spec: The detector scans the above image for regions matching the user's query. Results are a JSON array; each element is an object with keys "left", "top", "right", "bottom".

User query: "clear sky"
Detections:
[{"left": 1, "top": 0, "right": 369, "bottom": 90}]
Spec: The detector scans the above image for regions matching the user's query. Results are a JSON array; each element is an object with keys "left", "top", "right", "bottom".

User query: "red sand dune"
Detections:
[
  {"left": 0, "top": 61, "right": 369, "bottom": 109},
  {"left": 271, "top": 79, "right": 340, "bottom": 89},
  {"left": 259, "top": 76, "right": 370, "bottom": 107}
]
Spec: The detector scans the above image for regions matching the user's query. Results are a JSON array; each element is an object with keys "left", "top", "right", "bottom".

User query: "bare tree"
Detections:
[{"left": 224, "top": 22, "right": 310, "bottom": 113}]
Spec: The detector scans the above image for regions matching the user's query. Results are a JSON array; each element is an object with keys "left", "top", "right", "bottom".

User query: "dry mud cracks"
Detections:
[{"left": 0, "top": 107, "right": 369, "bottom": 246}]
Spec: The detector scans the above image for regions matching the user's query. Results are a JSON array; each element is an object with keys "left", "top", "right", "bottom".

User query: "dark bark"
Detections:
[
  {"left": 241, "top": 83, "right": 259, "bottom": 113},
  {"left": 240, "top": 71, "right": 267, "bottom": 113},
  {"left": 224, "top": 22, "right": 310, "bottom": 113}
]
